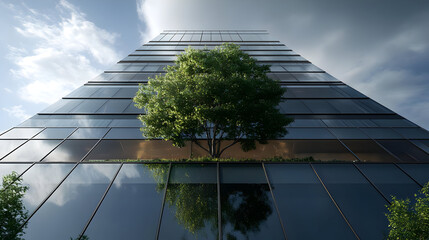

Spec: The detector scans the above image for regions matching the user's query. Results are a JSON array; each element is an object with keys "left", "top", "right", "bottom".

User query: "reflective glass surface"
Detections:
[
  {"left": 0, "top": 163, "right": 31, "bottom": 187},
  {"left": 2, "top": 140, "right": 62, "bottom": 162},
  {"left": 266, "top": 164, "right": 356, "bottom": 239},
  {"left": 68, "top": 128, "right": 109, "bottom": 139},
  {"left": 313, "top": 164, "right": 389, "bottom": 240},
  {"left": 399, "top": 164, "right": 429, "bottom": 186},
  {"left": 341, "top": 140, "right": 398, "bottom": 162},
  {"left": 19, "top": 163, "right": 74, "bottom": 214},
  {"left": 0, "top": 128, "right": 43, "bottom": 139},
  {"left": 159, "top": 164, "right": 218, "bottom": 240},
  {"left": 0, "top": 140, "right": 26, "bottom": 159},
  {"left": 104, "top": 128, "right": 145, "bottom": 139},
  {"left": 220, "top": 164, "right": 285, "bottom": 240},
  {"left": 377, "top": 140, "right": 429, "bottom": 162},
  {"left": 33, "top": 128, "right": 76, "bottom": 139},
  {"left": 84, "top": 164, "right": 169, "bottom": 239},
  {"left": 357, "top": 164, "right": 420, "bottom": 201},
  {"left": 42, "top": 140, "right": 98, "bottom": 162},
  {"left": 22, "top": 164, "right": 120, "bottom": 239}
]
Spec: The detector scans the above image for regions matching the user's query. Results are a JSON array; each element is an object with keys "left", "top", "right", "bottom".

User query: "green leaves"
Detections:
[
  {"left": 134, "top": 43, "right": 293, "bottom": 157},
  {"left": 0, "top": 172, "right": 29, "bottom": 240},
  {"left": 386, "top": 182, "right": 429, "bottom": 240}
]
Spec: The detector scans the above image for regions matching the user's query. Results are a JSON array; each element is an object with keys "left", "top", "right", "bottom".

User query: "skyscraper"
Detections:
[{"left": 1, "top": 30, "right": 428, "bottom": 239}]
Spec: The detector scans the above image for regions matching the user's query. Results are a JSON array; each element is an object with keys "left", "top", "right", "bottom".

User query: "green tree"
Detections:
[
  {"left": 385, "top": 182, "right": 429, "bottom": 240},
  {"left": 0, "top": 172, "right": 29, "bottom": 240},
  {"left": 134, "top": 43, "right": 292, "bottom": 158}
]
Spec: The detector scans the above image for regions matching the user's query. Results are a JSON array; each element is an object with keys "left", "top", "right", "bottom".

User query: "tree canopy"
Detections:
[
  {"left": 385, "top": 182, "right": 429, "bottom": 240},
  {"left": 134, "top": 43, "right": 292, "bottom": 158}
]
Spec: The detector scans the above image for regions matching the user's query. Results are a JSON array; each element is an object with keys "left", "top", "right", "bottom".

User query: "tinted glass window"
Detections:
[
  {"left": 329, "top": 128, "right": 368, "bottom": 139},
  {"left": 399, "top": 164, "right": 429, "bottom": 186},
  {"left": 68, "top": 128, "right": 109, "bottom": 139},
  {"left": 22, "top": 164, "right": 120, "bottom": 239},
  {"left": 313, "top": 164, "right": 389, "bottom": 239},
  {"left": 70, "top": 100, "right": 107, "bottom": 113},
  {"left": 377, "top": 140, "right": 429, "bottom": 162},
  {"left": 159, "top": 164, "right": 218, "bottom": 239},
  {"left": 42, "top": 140, "right": 98, "bottom": 162},
  {"left": 393, "top": 128, "right": 429, "bottom": 139},
  {"left": 341, "top": 140, "right": 398, "bottom": 162},
  {"left": 0, "top": 128, "right": 43, "bottom": 139},
  {"left": 91, "top": 88, "right": 120, "bottom": 98},
  {"left": 2, "top": 140, "right": 61, "bottom": 162},
  {"left": 84, "top": 164, "right": 169, "bottom": 239},
  {"left": 357, "top": 164, "right": 420, "bottom": 201},
  {"left": 0, "top": 140, "right": 26, "bottom": 159},
  {"left": 361, "top": 128, "right": 403, "bottom": 139},
  {"left": 33, "top": 128, "right": 76, "bottom": 139},
  {"left": 283, "top": 128, "right": 335, "bottom": 139},
  {"left": 0, "top": 163, "right": 31, "bottom": 187},
  {"left": 96, "top": 100, "right": 131, "bottom": 113},
  {"left": 220, "top": 164, "right": 285, "bottom": 240},
  {"left": 265, "top": 164, "right": 356, "bottom": 239},
  {"left": 104, "top": 128, "right": 144, "bottom": 139}
]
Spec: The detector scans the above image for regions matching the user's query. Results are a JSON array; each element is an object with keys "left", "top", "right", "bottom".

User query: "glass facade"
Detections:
[{"left": 1, "top": 30, "right": 429, "bottom": 239}]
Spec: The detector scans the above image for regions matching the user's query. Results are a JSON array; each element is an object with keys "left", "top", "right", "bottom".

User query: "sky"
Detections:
[{"left": 1, "top": 0, "right": 429, "bottom": 132}]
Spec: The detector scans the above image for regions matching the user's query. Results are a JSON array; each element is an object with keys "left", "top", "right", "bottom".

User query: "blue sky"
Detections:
[{"left": 1, "top": 0, "right": 429, "bottom": 132}]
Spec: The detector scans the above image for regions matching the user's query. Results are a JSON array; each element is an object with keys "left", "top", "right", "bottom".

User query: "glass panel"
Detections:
[
  {"left": 113, "top": 87, "right": 138, "bottom": 98},
  {"left": 33, "top": 128, "right": 76, "bottom": 139},
  {"left": 329, "top": 128, "right": 368, "bottom": 139},
  {"left": 372, "top": 119, "right": 416, "bottom": 127},
  {"left": 279, "top": 100, "right": 311, "bottom": 114},
  {"left": 68, "top": 128, "right": 109, "bottom": 139},
  {"left": 84, "top": 140, "right": 190, "bottom": 161},
  {"left": 288, "top": 119, "right": 325, "bottom": 127},
  {"left": 357, "top": 164, "right": 420, "bottom": 201},
  {"left": 399, "top": 163, "right": 429, "bottom": 186},
  {"left": 66, "top": 86, "right": 98, "bottom": 98},
  {"left": 283, "top": 128, "right": 335, "bottom": 139},
  {"left": 0, "top": 128, "right": 43, "bottom": 139},
  {"left": 22, "top": 164, "right": 120, "bottom": 239},
  {"left": 394, "top": 128, "right": 429, "bottom": 139},
  {"left": 0, "top": 163, "right": 31, "bottom": 187},
  {"left": 327, "top": 99, "right": 365, "bottom": 113},
  {"left": 2, "top": 140, "right": 62, "bottom": 162},
  {"left": 411, "top": 140, "right": 429, "bottom": 154},
  {"left": 265, "top": 164, "right": 356, "bottom": 239},
  {"left": 0, "top": 140, "right": 26, "bottom": 159},
  {"left": 42, "top": 140, "right": 98, "bottom": 162},
  {"left": 84, "top": 164, "right": 169, "bottom": 239},
  {"left": 96, "top": 99, "right": 131, "bottom": 113},
  {"left": 159, "top": 164, "right": 218, "bottom": 240},
  {"left": 313, "top": 164, "right": 389, "bottom": 240},
  {"left": 70, "top": 99, "right": 107, "bottom": 113},
  {"left": 220, "top": 164, "right": 284, "bottom": 240},
  {"left": 377, "top": 140, "right": 429, "bottom": 162},
  {"left": 278, "top": 140, "right": 356, "bottom": 161},
  {"left": 104, "top": 128, "right": 145, "bottom": 139},
  {"left": 19, "top": 163, "right": 74, "bottom": 215},
  {"left": 91, "top": 88, "right": 120, "bottom": 98},
  {"left": 341, "top": 140, "right": 398, "bottom": 162},
  {"left": 304, "top": 100, "right": 339, "bottom": 113},
  {"left": 360, "top": 128, "right": 403, "bottom": 139}
]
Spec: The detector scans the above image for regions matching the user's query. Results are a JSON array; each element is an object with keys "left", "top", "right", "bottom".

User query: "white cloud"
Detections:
[
  {"left": 2, "top": 105, "right": 31, "bottom": 121},
  {"left": 9, "top": 0, "right": 120, "bottom": 104}
]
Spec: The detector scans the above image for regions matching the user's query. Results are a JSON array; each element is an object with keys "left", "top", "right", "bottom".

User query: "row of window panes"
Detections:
[
  {"left": 41, "top": 99, "right": 142, "bottom": 114},
  {"left": 280, "top": 99, "right": 391, "bottom": 114},
  {"left": 120, "top": 55, "right": 307, "bottom": 62},
  {"left": 2, "top": 162, "right": 427, "bottom": 239},
  {"left": 137, "top": 45, "right": 290, "bottom": 51},
  {"left": 130, "top": 50, "right": 298, "bottom": 56},
  {"left": 1, "top": 136, "right": 429, "bottom": 163}
]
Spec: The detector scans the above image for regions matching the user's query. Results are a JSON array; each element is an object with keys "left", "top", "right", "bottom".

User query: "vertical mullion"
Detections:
[
  {"left": 155, "top": 163, "right": 172, "bottom": 240},
  {"left": 262, "top": 163, "right": 288, "bottom": 240},
  {"left": 310, "top": 163, "right": 361, "bottom": 240},
  {"left": 79, "top": 163, "right": 124, "bottom": 239},
  {"left": 217, "top": 162, "right": 222, "bottom": 240}
]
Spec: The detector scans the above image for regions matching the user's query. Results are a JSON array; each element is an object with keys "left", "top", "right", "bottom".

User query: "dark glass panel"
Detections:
[
  {"left": 2, "top": 140, "right": 61, "bottom": 162},
  {"left": 361, "top": 128, "right": 403, "bottom": 139},
  {"left": 327, "top": 99, "right": 365, "bottom": 113},
  {"left": 357, "top": 164, "right": 420, "bottom": 201},
  {"left": 68, "top": 128, "right": 109, "bottom": 139},
  {"left": 0, "top": 163, "right": 31, "bottom": 187},
  {"left": 304, "top": 100, "right": 339, "bottom": 113},
  {"left": 70, "top": 99, "right": 107, "bottom": 113},
  {"left": 104, "top": 128, "right": 144, "bottom": 139},
  {"left": 334, "top": 85, "right": 366, "bottom": 98},
  {"left": 283, "top": 140, "right": 356, "bottom": 161},
  {"left": 84, "top": 140, "right": 191, "bottom": 161},
  {"left": 33, "top": 128, "right": 76, "bottom": 139},
  {"left": 66, "top": 86, "right": 98, "bottom": 98},
  {"left": 96, "top": 99, "right": 131, "bottom": 113},
  {"left": 394, "top": 128, "right": 429, "bottom": 139},
  {"left": 42, "top": 140, "right": 98, "bottom": 162},
  {"left": 220, "top": 164, "right": 285, "bottom": 240},
  {"left": 323, "top": 119, "right": 377, "bottom": 128},
  {"left": 112, "top": 87, "right": 138, "bottom": 98},
  {"left": 0, "top": 128, "right": 43, "bottom": 139},
  {"left": 90, "top": 87, "right": 120, "bottom": 98},
  {"left": 22, "top": 164, "right": 119, "bottom": 239},
  {"left": 275, "top": 73, "right": 296, "bottom": 81},
  {"left": 288, "top": 119, "right": 325, "bottom": 127},
  {"left": 377, "top": 140, "right": 429, "bottom": 162},
  {"left": 399, "top": 164, "right": 429, "bottom": 186},
  {"left": 329, "top": 128, "right": 368, "bottom": 139},
  {"left": 356, "top": 99, "right": 392, "bottom": 113},
  {"left": 19, "top": 163, "right": 74, "bottom": 214},
  {"left": 293, "top": 73, "right": 337, "bottom": 81},
  {"left": 280, "top": 100, "right": 311, "bottom": 114},
  {"left": 0, "top": 140, "right": 26, "bottom": 159},
  {"left": 84, "top": 164, "right": 168, "bottom": 239},
  {"left": 283, "top": 128, "right": 335, "bottom": 139},
  {"left": 313, "top": 164, "right": 389, "bottom": 240},
  {"left": 372, "top": 119, "right": 416, "bottom": 127},
  {"left": 159, "top": 164, "right": 218, "bottom": 240},
  {"left": 285, "top": 86, "right": 344, "bottom": 98},
  {"left": 282, "top": 64, "right": 322, "bottom": 72},
  {"left": 265, "top": 164, "right": 356, "bottom": 239},
  {"left": 341, "top": 140, "right": 398, "bottom": 162},
  {"left": 411, "top": 140, "right": 429, "bottom": 154}
]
